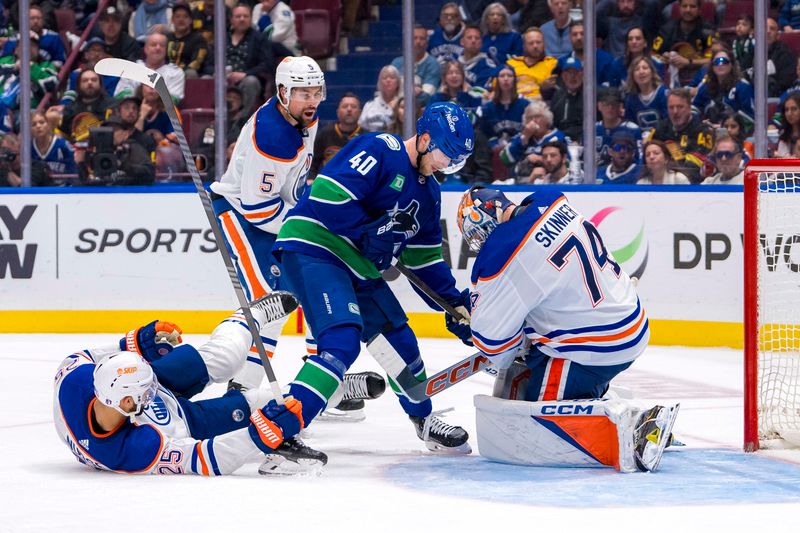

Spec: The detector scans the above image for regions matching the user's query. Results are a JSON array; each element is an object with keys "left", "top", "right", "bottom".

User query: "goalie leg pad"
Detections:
[{"left": 474, "top": 395, "right": 646, "bottom": 473}]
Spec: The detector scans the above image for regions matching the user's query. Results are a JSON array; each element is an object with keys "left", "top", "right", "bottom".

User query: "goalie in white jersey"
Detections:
[
  {"left": 457, "top": 186, "right": 679, "bottom": 472},
  {"left": 209, "top": 56, "right": 324, "bottom": 392}
]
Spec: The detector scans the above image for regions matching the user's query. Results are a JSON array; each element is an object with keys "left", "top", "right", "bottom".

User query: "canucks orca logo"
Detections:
[
  {"left": 142, "top": 395, "right": 171, "bottom": 426},
  {"left": 391, "top": 200, "right": 421, "bottom": 240}
]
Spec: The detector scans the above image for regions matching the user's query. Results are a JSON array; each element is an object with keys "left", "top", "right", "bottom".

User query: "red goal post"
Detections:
[{"left": 744, "top": 159, "right": 800, "bottom": 451}]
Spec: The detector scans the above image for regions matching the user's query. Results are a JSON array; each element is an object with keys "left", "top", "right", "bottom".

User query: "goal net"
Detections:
[{"left": 744, "top": 161, "right": 800, "bottom": 451}]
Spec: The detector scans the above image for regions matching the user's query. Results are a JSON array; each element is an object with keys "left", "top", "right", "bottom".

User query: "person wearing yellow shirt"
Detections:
[{"left": 506, "top": 28, "right": 558, "bottom": 99}]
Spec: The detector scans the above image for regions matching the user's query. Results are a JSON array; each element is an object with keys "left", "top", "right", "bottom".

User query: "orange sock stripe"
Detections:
[
  {"left": 542, "top": 358, "right": 566, "bottom": 401},
  {"left": 220, "top": 212, "right": 267, "bottom": 299}
]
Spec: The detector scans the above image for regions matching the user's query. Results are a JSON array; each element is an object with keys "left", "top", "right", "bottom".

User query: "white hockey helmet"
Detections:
[
  {"left": 275, "top": 55, "right": 326, "bottom": 109},
  {"left": 93, "top": 351, "right": 158, "bottom": 417}
]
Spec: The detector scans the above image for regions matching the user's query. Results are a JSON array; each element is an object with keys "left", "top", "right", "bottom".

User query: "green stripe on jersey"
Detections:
[
  {"left": 278, "top": 218, "right": 380, "bottom": 279},
  {"left": 295, "top": 360, "right": 342, "bottom": 401},
  {"left": 400, "top": 245, "right": 443, "bottom": 269},
  {"left": 309, "top": 176, "right": 356, "bottom": 205}
]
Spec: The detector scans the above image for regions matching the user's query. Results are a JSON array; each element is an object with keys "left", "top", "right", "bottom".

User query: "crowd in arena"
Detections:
[{"left": 0, "top": 0, "right": 797, "bottom": 187}]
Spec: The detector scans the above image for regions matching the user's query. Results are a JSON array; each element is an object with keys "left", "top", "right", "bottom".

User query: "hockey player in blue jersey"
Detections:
[
  {"left": 456, "top": 186, "right": 678, "bottom": 472},
  {"left": 267, "top": 102, "right": 475, "bottom": 456},
  {"left": 53, "top": 292, "right": 386, "bottom": 476}
]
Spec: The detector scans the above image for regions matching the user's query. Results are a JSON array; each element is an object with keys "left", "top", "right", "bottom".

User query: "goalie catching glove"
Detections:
[
  {"left": 248, "top": 396, "right": 305, "bottom": 453},
  {"left": 120, "top": 320, "right": 183, "bottom": 362}
]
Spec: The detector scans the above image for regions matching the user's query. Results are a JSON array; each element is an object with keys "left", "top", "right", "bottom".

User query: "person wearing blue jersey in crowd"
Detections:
[
  {"left": 623, "top": 57, "right": 669, "bottom": 132},
  {"left": 610, "top": 26, "right": 665, "bottom": 85},
  {"left": 429, "top": 61, "right": 482, "bottom": 119},
  {"left": 428, "top": 2, "right": 466, "bottom": 64},
  {"left": 596, "top": 87, "right": 643, "bottom": 166},
  {"left": 780, "top": 0, "right": 800, "bottom": 33},
  {"left": 477, "top": 65, "right": 528, "bottom": 148},
  {"left": 557, "top": 20, "right": 620, "bottom": 88},
  {"left": 2, "top": 5, "right": 66, "bottom": 68},
  {"left": 691, "top": 49, "right": 754, "bottom": 130},
  {"left": 596, "top": 130, "right": 643, "bottom": 184},
  {"left": 480, "top": 2, "right": 523, "bottom": 64},
  {"left": 269, "top": 102, "right": 475, "bottom": 458},
  {"left": 391, "top": 25, "right": 441, "bottom": 107},
  {"left": 460, "top": 24, "right": 498, "bottom": 95},
  {"left": 31, "top": 111, "right": 76, "bottom": 178},
  {"left": 500, "top": 100, "right": 568, "bottom": 181},
  {"left": 540, "top": 0, "right": 573, "bottom": 59}
]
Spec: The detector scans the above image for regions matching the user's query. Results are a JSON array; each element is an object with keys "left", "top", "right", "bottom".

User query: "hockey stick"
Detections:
[
  {"left": 403, "top": 350, "right": 494, "bottom": 402},
  {"left": 393, "top": 262, "right": 468, "bottom": 321},
  {"left": 94, "top": 58, "right": 285, "bottom": 405}
]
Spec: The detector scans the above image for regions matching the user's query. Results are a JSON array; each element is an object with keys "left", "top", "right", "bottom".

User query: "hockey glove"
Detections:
[
  {"left": 120, "top": 320, "right": 183, "bottom": 362},
  {"left": 357, "top": 214, "right": 396, "bottom": 272},
  {"left": 445, "top": 288, "right": 473, "bottom": 346},
  {"left": 248, "top": 396, "right": 305, "bottom": 453}
]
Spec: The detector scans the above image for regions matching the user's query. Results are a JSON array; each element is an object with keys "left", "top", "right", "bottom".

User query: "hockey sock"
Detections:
[{"left": 380, "top": 325, "right": 432, "bottom": 418}]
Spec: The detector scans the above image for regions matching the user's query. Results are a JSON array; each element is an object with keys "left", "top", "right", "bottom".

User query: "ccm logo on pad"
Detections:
[{"left": 539, "top": 404, "right": 594, "bottom": 415}]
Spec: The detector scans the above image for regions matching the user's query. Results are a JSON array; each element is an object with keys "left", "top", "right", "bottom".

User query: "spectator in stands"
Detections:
[
  {"left": 0, "top": 132, "right": 51, "bottom": 187},
  {"left": 702, "top": 135, "right": 744, "bottom": 184},
  {"left": 623, "top": 57, "right": 669, "bottom": 133},
  {"left": 253, "top": 0, "right": 300, "bottom": 56},
  {"left": 452, "top": 127, "right": 492, "bottom": 184},
  {"left": 113, "top": 95, "right": 158, "bottom": 160},
  {"left": 168, "top": 2, "right": 210, "bottom": 78},
  {"left": 597, "top": 0, "right": 661, "bottom": 59},
  {"left": 558, "top": 20, "right": 619, "bottom": 87},
  {"left": 596, "top": 130, "right": 642, "bottom": 184},
  {"left": 391, "top": 25, "right": 440, "bottom": 106},
  {"left": 191, "top": 0, "right": 226, "bottom": 44},
  {"left": 544, "top": 56, "right": 583, "bottom": 142},
  {"left": 692, "top": 50, "right": 754, "bottom": 130},
  {"left": 131, "top": 0, "right": 173, "bottom": 43},
  {"left": 480, "top": 3, "right": 523, "bottom": 64},
  {"left": 477, "top": 65, "right": 528, "bottom": 148},
  {"left": 311, "top": 93, "right": 362, "bottom": 179},
  {"left": 652, "top": 0, "right": 715, "bottom": 88},
  {"left": 61, "top": 69, "right": 116, "bottom": 143},
  {"left": 430, "top": 60, "right": 482, "bottom": 117},
  {"left": 515, "top": 0, "right": 554, "bottom": 34},
  {"left": 719, "top": 111, "right": 754, "bottom": 159},
  {"left": 636, "top": 140, "right": 691, "bottom": 184},
  {"left": 767, "top": 17, "right": 799, "bottom": 98},
  {"left": 500, "top": 99, "right": 569, "bottom": 179},
  {"left": 225, "top": 4, "right": 275, "bottom": 115},
  {"left": 225, "top": 86, "right": 249, "bottom": 139},
  {"left": 780, "top": 0, "right": 800, "bottom": 33},
  {"left": 77, "top": 115, "right": 155, "bottom": 186},
  {"left": 62, "top": 38, "right": 118, "bottom": 107},
  {"left": 506, "top": 27, "right": 558, "bottom": 99},
  {"left": 135, "top": 84, "right": 175, "bottom": 145},
  {"left": 776, "top": 92, "right": 800, "bottom": 158},
  {"left": 31, "top": 111, "right": 76, "bottom": 179},
  {"left": 651, "top": 87, "right": 713, "bottom": 181},
  {"left": 429, "top": 2, "right": 466, "bottom": 64},
  {"left": 596, "top": 87, "right": 642, "bottom": 165},
  {"left": 115, "top": 31, "right": 186, "bottom": 106},
  {"left": 360, "top": 65, "right": 401, "bottom": 133},
  {"left": 0, "top": 32, "right": 57, "bottom": 118},
  {"left": 386, "top": 96, "right": 422, "bottom": 136},
  {"left": 99, "top": 6, "right": 142, "bottom": 63},
  {"left": 733, "top": 14, "right": 754, "bottom": 75},
  {"left": 611, "top": 26, "right": 665, "bottom": 85},
  {"left": 527, "top": 140, "right": 578, "bottom": 184},
  {"left": 540, "top": 0, "right": 573, "bottom": 58},
  {"left": 1, "top": 5, "right": 65, "bottom": 68},
  {"left": 459, "top": 24, "right": 497, "bottom": 95}
]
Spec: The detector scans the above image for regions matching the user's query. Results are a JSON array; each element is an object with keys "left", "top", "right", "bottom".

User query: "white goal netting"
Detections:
[{"left": 753, "top": 171, "right": 800, "bottom": 447}]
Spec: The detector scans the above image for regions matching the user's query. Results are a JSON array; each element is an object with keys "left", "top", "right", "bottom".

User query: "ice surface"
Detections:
[{"left": 3, "top": 335, "right": 800, "bottom": 532}]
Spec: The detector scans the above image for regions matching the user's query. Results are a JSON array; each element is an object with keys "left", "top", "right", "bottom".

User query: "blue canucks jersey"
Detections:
[
  {"left": 595, "top": 121, "right": 643, "bottom": 164},
  {"left": 624, "top": 85, "right": 669, "bottom": 131},
  {"left": 482, "top": 31, "right": 523, "bottom": 64},
  {"left": 32, "top": 136, "right": 77, "bottom": 175},
  {"left": 478, "top": 97, "right": 529, "bottom": 147},
  {"left": 428, "top": 25, "right": 465, "bottom": 63}
]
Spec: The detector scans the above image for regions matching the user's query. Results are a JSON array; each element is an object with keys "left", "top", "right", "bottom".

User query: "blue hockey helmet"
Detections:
[{"left": 416, "top": 102, "right": 474, "bottom": 174}]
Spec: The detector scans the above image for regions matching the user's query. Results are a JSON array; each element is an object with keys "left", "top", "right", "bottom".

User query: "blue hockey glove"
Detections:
[
  {"left": 445, "top": 288, "right": 473, "bottom": 346},
  {"left": 471, "top": 186, "right": 514, "bottom": 221},
  {"left": 248, "top": 396, "right": 305, "bottom": 453},
  {"left": 358, "top": 214, "right": 396, "bottom": 271},
  {"left": 120, "top": 320, "right": 183, "bottom": 362}
]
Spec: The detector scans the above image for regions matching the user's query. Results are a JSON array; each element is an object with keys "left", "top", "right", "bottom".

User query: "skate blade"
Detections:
[
  {"left": 258, "top": 456, "right": 324, "bottom": 477},
  {"left": 424, "top": 441, "right": 473, "bottom": 455},
  {"left": 646, "top": 403, "right": 680, "bottom": 472},
  {"left": 317, "top": 408, "right": 366, "bottom": 423}
]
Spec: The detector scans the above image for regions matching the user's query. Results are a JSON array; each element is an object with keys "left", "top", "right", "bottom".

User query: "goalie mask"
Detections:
[
  {"left": 275, "top": 56, "right": 326, "bottom": 110},
  {"left": 416, "top": 102, "right": 474, "bottom": 175},
  {"left": 457, "top": 186, "right": 504, "bottom": 252},
  {"left": 93, "top": 351, "right": 158, "bottom": 418}
]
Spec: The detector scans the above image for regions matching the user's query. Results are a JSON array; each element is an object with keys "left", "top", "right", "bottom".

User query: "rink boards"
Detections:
[{"left": 0, "top": 184, "right": 758, "bottom": 347}]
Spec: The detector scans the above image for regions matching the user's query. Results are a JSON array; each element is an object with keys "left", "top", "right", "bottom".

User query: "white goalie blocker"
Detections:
[{"left": 474, "top": 364, "right": 679, "bottom": 473}]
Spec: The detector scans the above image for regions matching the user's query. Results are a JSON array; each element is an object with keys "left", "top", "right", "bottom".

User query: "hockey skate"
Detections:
[
  {"left": 258, "top": 436, "right": 328, "bottom": 476},
  {"left": 318, "top": 371, "right": 386, "bottom": 422},
  {"left": 410, "top": 409, "right": 472, "bottom": 454},
  {"left": 633, "top": 403, "right": 680, "bottom": 472},
  {"left": 250, "top": 291, "right": 299, "bottom": 325}
]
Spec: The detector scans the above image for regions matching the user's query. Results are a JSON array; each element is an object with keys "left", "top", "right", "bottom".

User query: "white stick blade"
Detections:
[{"left": 94, "top": 58, "right": 161, "bottom": 88}]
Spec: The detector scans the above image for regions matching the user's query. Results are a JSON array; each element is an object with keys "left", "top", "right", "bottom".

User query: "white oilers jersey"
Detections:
[
  {"left": 53, "top": 348, "right": 261, "bottom": 475},
  {"left": 470, "top": 191, "right": 648, "bottom": 369},
  {"left": 211, "top": 97, "right": 318, "bottom": 234}
]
